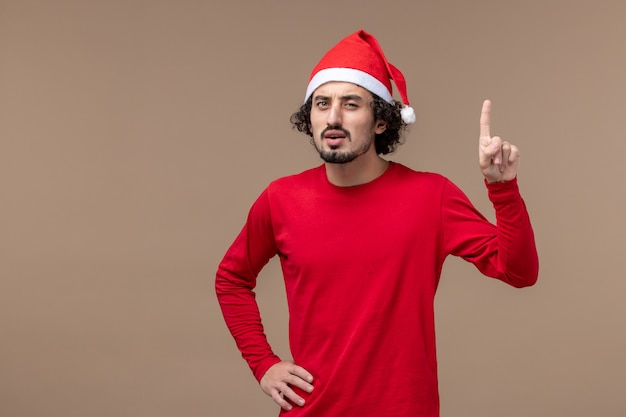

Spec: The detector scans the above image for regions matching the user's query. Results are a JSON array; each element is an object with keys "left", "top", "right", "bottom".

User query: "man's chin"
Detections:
[{"left": 319, "top": 150, "right": 357, "bottom": 164}]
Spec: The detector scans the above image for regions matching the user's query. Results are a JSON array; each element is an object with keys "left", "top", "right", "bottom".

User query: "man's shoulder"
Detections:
[{"left": 390, "top": 162, "right": 449, "bottom": 186}]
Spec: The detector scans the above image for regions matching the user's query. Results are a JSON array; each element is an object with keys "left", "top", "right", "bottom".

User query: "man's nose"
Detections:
[{"left": 327, "top": 104, "right": 342, "bottom": 127}]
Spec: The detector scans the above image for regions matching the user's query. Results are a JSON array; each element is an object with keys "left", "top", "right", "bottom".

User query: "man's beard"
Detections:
[{"left": 313, "top": 127, "right": 374, "bottom": 164}]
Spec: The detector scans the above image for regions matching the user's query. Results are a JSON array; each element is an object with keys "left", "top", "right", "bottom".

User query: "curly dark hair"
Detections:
[{"left": 289, "top": 93, "right": 409, "bottom": 155}]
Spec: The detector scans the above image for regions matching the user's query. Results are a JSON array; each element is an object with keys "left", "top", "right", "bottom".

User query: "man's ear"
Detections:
[{"left": 375, "top": 120, "right": 387, "bottom": 134}]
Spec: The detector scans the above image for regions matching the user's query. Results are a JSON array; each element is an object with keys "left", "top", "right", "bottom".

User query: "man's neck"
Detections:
[{"left": 325, "top": 155, "right": 389, "bottom": 187}]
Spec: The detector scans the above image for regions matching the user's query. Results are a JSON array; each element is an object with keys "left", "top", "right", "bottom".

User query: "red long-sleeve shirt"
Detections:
[{"left": 215, "top": 162, "right": 538, "bottom": 416}]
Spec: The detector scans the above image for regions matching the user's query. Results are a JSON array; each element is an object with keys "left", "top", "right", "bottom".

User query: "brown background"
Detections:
[{"left": 1, "top": 1, "right": 625, "bottom": 416}]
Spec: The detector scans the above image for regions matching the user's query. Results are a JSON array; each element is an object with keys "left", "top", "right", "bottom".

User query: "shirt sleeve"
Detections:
[
  {"left": 441, "top": 177, "right": 539, "bottom": 287},
  {"left": 215, "top": 188, "right": 282, "bottom": 381}
]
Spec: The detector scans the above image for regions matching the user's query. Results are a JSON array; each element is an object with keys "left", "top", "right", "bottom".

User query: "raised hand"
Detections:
[
  {"left": 260, "top": 361, "right": 314, "bottom": 411},
  {"left": 478, "top": 100, "right": 520, "bottom": 183}
]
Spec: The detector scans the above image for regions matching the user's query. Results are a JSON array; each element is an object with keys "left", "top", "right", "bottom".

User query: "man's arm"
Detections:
[
  {"left": 215, "top": 214, "right": 281, "bottom": 381},
  {"left": 215, "top": 189, "right": 314, "bottom": 411},
  {"left": 442, "top": 178, "right": 539, "bottom": 287},
  {"left": 479, "top": 99, "right": 539, "bottom": 286},
  {"left": 441, "top": 100, "right": 538, "bottom": 286}
]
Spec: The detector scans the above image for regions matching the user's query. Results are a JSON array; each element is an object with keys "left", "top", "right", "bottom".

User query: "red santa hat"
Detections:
[{"left": 304, "top": 30, "right": 416, "bottom": 124}]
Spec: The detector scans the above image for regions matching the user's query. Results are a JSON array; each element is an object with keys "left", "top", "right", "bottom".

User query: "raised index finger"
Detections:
[{"left": 480, "top": 99, "right": 491, "bottom": 139}]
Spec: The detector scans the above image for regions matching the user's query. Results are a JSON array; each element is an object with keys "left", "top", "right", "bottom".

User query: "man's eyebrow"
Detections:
[
  {"left": 313, "top": 94, "right": 330, "bottom": 101},
  {"left": 341, "top": 94, "right": 364, "bottom": 101}
]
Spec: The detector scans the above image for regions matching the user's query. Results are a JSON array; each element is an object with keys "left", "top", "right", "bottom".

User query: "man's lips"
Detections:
[
  {"left": 322, "top": 129, "right": 349, "bottom": 147},
  {"left": 324, "top": 137, "right": 345, "bottom": 147}
]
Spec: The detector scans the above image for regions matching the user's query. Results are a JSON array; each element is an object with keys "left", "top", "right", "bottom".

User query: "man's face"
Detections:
[{"left": 309, "top": 82, "right": 387, "bottom": 164}]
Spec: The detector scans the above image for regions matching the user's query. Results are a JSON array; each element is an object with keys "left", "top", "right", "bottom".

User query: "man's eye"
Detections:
[
  {"left": 345, "top": 103, "right": 358, "bottom": 108},
  {"left": 316, "top": 101, "right": 328, "bottom": 108}
]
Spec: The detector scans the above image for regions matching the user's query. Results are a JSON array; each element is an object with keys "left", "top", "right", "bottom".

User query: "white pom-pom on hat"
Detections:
[
  {"left": 401, "top": 106, "right": 416, "bottom": 124},
  {"left": 305, "top": 30, "right": 415, "bottom": 125}
]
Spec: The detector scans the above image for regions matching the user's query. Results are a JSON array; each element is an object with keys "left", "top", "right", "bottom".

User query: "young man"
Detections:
[{"left": 215, "top": 30, "right": 538, "bottom": 416}]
